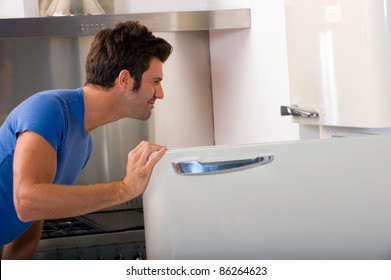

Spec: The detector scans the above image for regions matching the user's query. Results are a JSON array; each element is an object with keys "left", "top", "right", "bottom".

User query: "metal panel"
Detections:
[{"left": 0, "top": 9, "right": 251, "bottom": 39}]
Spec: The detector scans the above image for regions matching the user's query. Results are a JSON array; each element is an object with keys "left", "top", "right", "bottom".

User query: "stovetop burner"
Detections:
[
  {"left": 41, "top": 209, "right": 145, "bottom": 239},
  {"left": 36, "top": 210, "right": 146, "bottom": 259},
  {"left": 41, "top": 217, "right": 105, "bottom": 239}
]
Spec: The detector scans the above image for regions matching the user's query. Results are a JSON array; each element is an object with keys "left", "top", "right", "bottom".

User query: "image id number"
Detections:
[{"left": 219, "top": 266, "right": 267, "bottom": 276}]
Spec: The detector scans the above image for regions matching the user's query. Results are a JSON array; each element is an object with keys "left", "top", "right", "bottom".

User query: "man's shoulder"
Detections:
[{"left": 32, "top": 88, "right": 82, "bottom": 103}]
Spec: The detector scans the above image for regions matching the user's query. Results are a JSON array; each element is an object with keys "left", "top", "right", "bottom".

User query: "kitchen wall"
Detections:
[
  {"left": 0, "top": 0, "right": 24, "bottom": 18},
  {"left": 0, "top": 0, "right": 39, "bottom": 18},
  {"left": 208, "top": 0, "right": 299, "bottom": 145},
  {"left": 147, "top": 31, "right": 215, "bottom": 148},
  {"left": 113, "top": 0, "right": 208, "bottom": 13}
]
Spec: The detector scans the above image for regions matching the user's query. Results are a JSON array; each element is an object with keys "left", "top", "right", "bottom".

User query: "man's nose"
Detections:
[{"left": 155, "top": 85, "right": 164, "bottom": 99}]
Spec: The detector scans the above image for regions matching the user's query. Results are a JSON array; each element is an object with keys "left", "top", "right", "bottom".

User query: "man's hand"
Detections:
[{"left": 121, "top": 141, "right": 166, "bottom": 198}]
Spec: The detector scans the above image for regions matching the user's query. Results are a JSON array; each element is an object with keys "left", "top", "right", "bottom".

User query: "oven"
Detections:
[{"left": 34, "top": 197, "right": 147, "bottom": 260}]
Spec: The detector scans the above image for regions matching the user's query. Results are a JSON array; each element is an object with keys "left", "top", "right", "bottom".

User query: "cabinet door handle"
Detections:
[
  {"left": 281, "top": 105, "right": 319, "bottom": 118},
  {"left": 172, "top": 155, "right": 274, "bottom": 175}
]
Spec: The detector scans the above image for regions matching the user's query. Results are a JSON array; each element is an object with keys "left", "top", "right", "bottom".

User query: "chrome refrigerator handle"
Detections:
[
  {"left": 172, "top": 155, "right": 274, "bottom": 175},
  {"left": 280, "top": 105, "right": 319, "bottom": 118}
]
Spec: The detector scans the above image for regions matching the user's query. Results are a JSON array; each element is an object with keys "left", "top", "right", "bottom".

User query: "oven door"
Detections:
[{"left": 34, "top": 208, "right": 146, "bottom": 260}]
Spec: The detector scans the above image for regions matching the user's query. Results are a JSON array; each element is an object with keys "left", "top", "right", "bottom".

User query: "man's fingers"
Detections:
[
  {"left": 129, "top": 141, "right": 166, "bottom": 166},
  {"left": 147, "top": 147, "right": 166, "bottom": 166}
]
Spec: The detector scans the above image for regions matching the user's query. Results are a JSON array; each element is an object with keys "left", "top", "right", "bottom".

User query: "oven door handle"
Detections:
[{"left": 171, "top": 155, "right": 274, "bottom": 175}]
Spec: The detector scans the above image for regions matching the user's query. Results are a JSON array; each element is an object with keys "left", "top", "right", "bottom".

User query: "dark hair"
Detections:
[{"left": 85, "top": 21, "right": 172, "bottom": 91}]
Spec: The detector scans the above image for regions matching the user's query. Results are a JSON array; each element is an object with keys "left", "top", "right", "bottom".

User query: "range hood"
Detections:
[{"left": 0, "top": 9, "right": 251, "bottom": 39}]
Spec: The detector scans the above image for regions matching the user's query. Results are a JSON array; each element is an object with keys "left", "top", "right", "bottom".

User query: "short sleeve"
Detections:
[{"left": 13, "top": 94, "right": 67, "bottom": 150}]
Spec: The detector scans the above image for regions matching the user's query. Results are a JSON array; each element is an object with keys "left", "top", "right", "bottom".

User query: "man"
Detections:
[{"left": 0, "top": 21, "right": 173, "bottom": 259}]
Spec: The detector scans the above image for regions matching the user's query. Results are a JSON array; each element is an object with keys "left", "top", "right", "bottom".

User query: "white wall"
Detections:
[
  {"left": 148, "top": 32, "right": 215, "bottom": 148},
  {"left": 0, "top": 0, "right": 38, "bottom": 18},
  {"left": 208, "top": 0, "right": 300, "bottom": 145},
  {"left": 114, "top": 0, "right": 208, "bottom": 13}
]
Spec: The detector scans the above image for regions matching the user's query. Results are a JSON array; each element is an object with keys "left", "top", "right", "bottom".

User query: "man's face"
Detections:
[{"left": 127, "top": 57, "right": 164, "bottom": 120}]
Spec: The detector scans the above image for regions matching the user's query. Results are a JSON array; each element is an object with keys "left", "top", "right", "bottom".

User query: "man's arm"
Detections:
[
  {"left": 13, "top": 130, "right": 165, "bottom": 222},
  {"left": 2, "top": 220, "right": 43, "bottom": 259}
]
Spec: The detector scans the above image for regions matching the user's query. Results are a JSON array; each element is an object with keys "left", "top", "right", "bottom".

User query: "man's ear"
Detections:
[{"left": 118, "top": 69, "right": 134, "bottom": 90}]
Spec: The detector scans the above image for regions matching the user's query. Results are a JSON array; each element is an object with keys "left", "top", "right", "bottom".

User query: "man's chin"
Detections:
[{"left": 132, "top": 112, "right": 152, "bottom": 121}]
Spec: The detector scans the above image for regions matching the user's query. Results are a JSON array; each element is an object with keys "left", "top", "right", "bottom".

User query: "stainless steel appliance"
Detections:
[{"left": 35, "top": 207, "right": 146, "bottom": 260}]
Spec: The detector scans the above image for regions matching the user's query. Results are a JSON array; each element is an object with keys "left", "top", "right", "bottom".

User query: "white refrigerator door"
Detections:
[
  {"left": 284, "top": 0, "right": 391, "bottom": 127},
  {"left": 143, "top": 135, "right": 391, "bottom": 259}
]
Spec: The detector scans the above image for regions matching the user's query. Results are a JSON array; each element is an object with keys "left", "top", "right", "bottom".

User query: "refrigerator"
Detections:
[
  {"left": 282, "top": 0, "right": 391, "bottom": 138},
  {"left": 144, "top": 135, "right": 391, "bottom": 260},
  {"left": 143, "top": 0, "right": 391, "bottom": 260}
]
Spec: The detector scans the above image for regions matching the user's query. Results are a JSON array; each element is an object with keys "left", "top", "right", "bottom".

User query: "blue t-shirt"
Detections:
[{"left": 0, "top": 88, "right": 93, "bottom": 245}]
